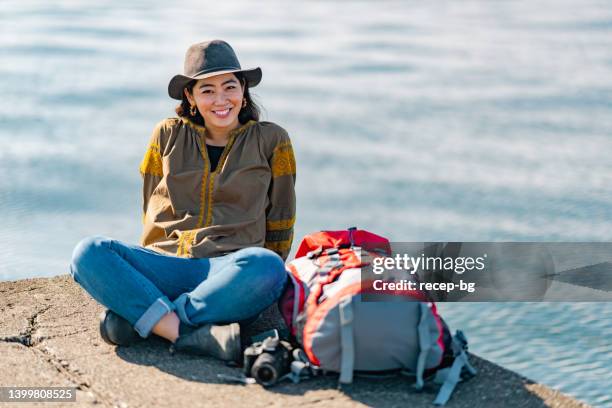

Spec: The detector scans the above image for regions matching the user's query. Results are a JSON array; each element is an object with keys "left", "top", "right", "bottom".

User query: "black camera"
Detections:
[{"left": 243, "top": 335, "right": 293, "bottom": 386}]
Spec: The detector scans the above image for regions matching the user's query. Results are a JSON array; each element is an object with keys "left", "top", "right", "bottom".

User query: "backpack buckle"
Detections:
[
  {"left": 348, "top": 227, "right": 357, "bottom": 247},
  {"left": 453, "top": 330, "right": 469, "bottom": 353},
  {"left": 307, "top": 247, "right": 323, "bottom": 259}
]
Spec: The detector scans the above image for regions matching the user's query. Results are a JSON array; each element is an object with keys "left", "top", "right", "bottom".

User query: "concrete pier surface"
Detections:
[{"left": 0, "top": 275, "right": 590, "bottom": 407}]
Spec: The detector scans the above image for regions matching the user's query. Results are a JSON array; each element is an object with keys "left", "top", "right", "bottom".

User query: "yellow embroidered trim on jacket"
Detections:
[
  {"left": 205, "top": 171, "right": 215, "bottom": 226},
  {"left": 266, "top": 228, "right": 292, "bottom": 243},
  {"left": 139, "top": 142, "right": 163, "bottom": 177},
  {"left": 196, "top": 138, "right": 210, "bottom": 228},
  {"left": 176, "top": 230, "right": 196, "bottom": 257},
  {"left": 265, "top": 238, "right": 293, "bottom": 253},
  {"left": 266, "top": 216, "right": 295, "bottom": 231},
  {"left": 271, "top": 141, "right": 296, "bottom": 178},
  {"left": 205, "top": 134, "right": 235, "bottom": 227},
  {"left": 204, "top": 120, "right": 257, "bottom": 227},
  {"left": 189, "top": 120, "right": 258, "bottom": 228},
  {"left": 180, "top": 116, "right": 207, "bottom": 134}
]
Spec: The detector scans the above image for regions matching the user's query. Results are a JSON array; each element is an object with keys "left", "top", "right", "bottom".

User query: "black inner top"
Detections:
[{"left": 206, "top": 144, "right": 226, "bottom": 172}]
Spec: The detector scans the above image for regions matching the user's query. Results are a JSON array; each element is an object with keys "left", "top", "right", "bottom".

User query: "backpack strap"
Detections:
[
  {"left": 338, "top": 296, "right": 355, "bottom": 384},
  {"left": 315, "top": 251, "right": 342, "bottom": 277},
  {"left": 432, "top": 330, "right": 477, "bottom": 406},
  {"left": 414, "top": 302, "right": 432, "bottom": 390}
]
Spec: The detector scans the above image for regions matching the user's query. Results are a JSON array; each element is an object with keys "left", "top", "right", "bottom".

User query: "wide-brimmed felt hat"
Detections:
[{"left": 168, "top": 40, "right": 262, "bottom": 100}]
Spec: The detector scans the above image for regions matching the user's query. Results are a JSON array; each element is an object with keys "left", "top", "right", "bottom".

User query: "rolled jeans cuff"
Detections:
[
  {"left": 172, "top": 293, "right": 195, "bottom": 327},
  {"left": 134, "top": 296, "right": 176, "bottom": 338}
]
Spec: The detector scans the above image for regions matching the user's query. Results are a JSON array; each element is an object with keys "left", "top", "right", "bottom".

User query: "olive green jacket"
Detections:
[{"left": 139, "top": 117, "right": 296, "bottom": 260}]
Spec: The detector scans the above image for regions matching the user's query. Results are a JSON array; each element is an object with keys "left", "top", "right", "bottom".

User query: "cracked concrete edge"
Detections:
[
  {"left": 0, "top": 275, "right": 592, "bottom": 408},
  {"left": 0, "top": 276, "right": 116, "bottom": 407}
]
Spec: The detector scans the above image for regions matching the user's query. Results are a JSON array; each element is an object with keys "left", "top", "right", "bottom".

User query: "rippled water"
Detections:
[{"left": 1, "top": 1, "right": 611, "bottom": 406}]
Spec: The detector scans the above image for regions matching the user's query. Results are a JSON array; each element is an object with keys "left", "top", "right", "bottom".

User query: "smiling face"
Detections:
[{"left": 184, "top": 72, "right": 244, "bottom": 135}]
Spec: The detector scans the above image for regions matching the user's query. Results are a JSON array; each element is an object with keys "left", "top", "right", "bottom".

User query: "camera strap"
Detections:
[{"left": 280, "top": 348, "right": 320, "bottom": 384}]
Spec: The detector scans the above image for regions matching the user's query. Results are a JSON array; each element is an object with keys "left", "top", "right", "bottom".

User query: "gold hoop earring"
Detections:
[
  {"left": 190, "top": 104, "right": 197, "bottom": 116},
  {"left": 242, "top": 98, "right": 247, "bottom": 108}
]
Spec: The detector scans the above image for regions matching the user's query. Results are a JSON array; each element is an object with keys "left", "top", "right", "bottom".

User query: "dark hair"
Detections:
[{"left": 175, "top": 72, "right": 260, "bottom": 126}]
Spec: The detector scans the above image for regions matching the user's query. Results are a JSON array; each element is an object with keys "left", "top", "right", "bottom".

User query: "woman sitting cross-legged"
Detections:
[{"left": 70, "top": 40, "right": 296, "bottom": 362}]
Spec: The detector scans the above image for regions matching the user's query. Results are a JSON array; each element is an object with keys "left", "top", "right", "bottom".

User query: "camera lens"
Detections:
[
  {"left": 248, "top": 339, "right": 291, "bottom": 387},
  {"left": 251, "top": 352, "right": 281, "bottom": 386},
  {"left": 255, "top": 364, "right": 277, "bottom": 386}
]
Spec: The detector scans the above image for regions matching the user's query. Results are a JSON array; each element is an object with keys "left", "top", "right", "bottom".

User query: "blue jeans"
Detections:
[{"left": 70, "top": 236, "right": 288, "bottom": 338}]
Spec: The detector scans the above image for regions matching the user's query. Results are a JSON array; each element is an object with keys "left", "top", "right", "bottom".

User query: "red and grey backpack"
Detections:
[{"left": 278, "top": 227, "right": 477, "bottom": 406}]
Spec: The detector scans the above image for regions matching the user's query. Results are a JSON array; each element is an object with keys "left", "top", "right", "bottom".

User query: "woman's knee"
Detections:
[
  {"left": 70, "top": 235, "right": 114, "bottom": 282},
  {"left": 232, "top": 247, "right": 287, "bottom": 289}
]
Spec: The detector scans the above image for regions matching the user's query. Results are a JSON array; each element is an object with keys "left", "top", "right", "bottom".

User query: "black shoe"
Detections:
[
  {"left": 99, "top": 310, "right": 143, "bottom": 346},
  {"left": 172, "top": 323, "right": 241, "bottom": 362}
]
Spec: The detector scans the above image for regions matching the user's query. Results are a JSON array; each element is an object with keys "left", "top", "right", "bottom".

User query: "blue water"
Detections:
[{"left": 1, "top": 1, "right": 611, "bottom": 406}]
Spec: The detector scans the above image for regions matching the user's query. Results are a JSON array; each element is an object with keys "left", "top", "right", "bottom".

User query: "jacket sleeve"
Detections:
[
  {"left": 264, "top": 130, "right": 297, "bottom": 261},
  {"left": 139, "top": 122, "right": 165, "bottom": 224}
]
